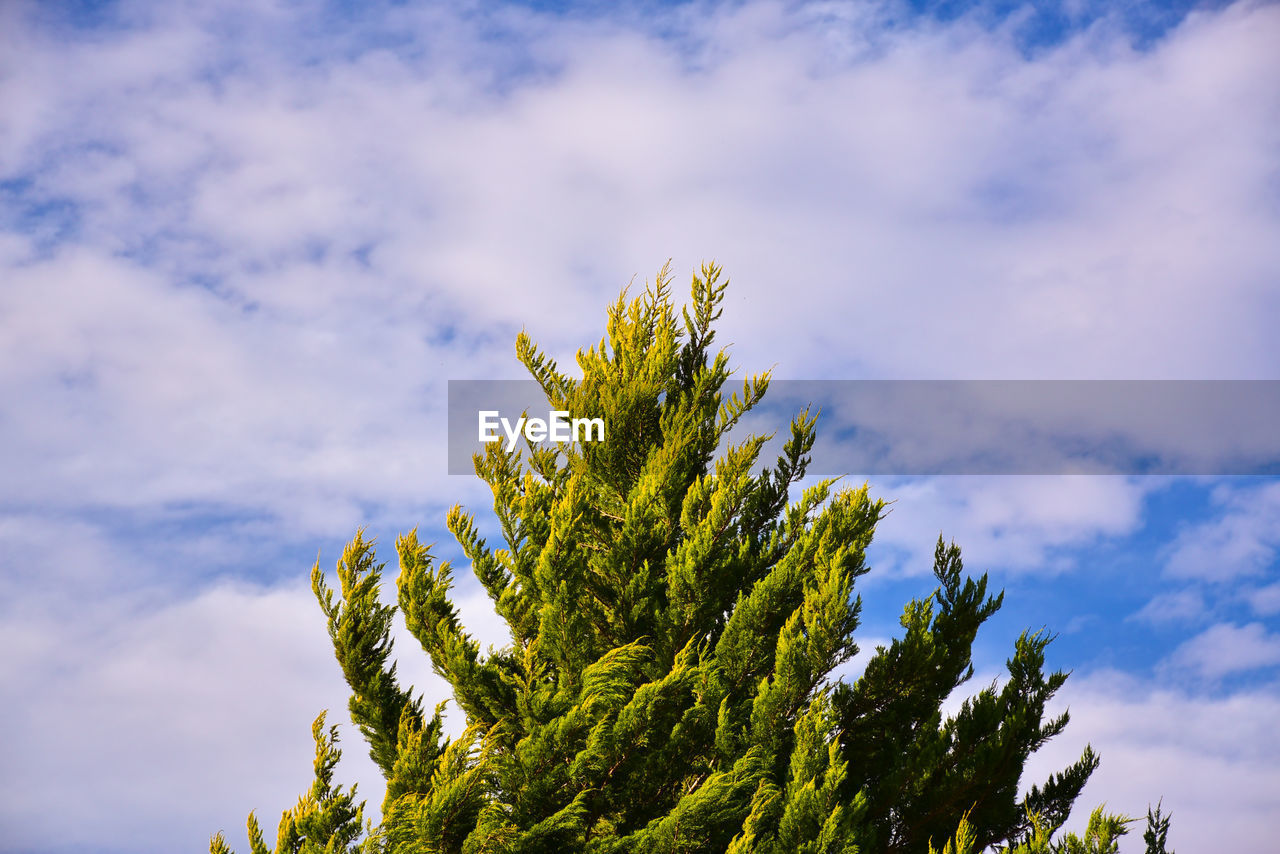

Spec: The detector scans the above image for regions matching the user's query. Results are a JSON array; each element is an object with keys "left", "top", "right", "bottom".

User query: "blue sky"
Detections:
[{"left": 1, "top": 1, "right": 1278, "bottom": 852}]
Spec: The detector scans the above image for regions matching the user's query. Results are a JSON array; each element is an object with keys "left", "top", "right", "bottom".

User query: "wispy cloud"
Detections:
[
  {"left": 1024, "top": 669, "right": 1280, "bottom": 854},
  {"left": 1129, "top": 588, "right": 1208, "bottom": 625},
  {"left": 1162, "top": 621, "right": 1280, "bottom": 682},
  {"left": 869, "top": 475, "right": 1152, "bottom": 575},
  {"left": 0, "top": 577, "right": 352, "bottom": 853},
  {"left": 1162, "top": 480, "right": 1280, "bottom": 582},
  {"left": 1249, "top": 582, "right": 1280, "bottom": 617}
]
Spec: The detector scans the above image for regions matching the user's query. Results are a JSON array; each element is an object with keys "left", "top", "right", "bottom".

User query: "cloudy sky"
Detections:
[{"left": 1, "top": 0, "right": 1278, "bottom": 851}]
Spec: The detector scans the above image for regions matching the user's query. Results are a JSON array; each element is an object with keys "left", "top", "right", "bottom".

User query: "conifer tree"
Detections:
[
  {"left": 1142, "top": 803, "right": 1174, "bottom": 854},
  {"left": 212, "top": 264, "right": 1163, "bottom": 853}
]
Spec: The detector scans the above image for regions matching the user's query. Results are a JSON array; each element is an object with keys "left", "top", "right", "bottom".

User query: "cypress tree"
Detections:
[
  {"left": 211, "top": 264, "right": 1155, "bottom": 853},
  {"left": 1142, "top": 802, "right": 1174, "bottom": 854}
]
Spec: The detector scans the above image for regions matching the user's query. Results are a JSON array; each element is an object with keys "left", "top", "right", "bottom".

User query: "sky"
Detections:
[{"left": 0, "top": 0, "right": 1278, "bottom": 851}]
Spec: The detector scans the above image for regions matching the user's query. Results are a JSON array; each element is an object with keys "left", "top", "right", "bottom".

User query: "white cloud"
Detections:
[
  {"left": 1162, "top": 621, "right": 1280, "bottom": 681},
  {"left": 1162, "top": 481, "right": 1280, "bottom": 582},
  {"left": 0, "top": 579, "right": 373, "bottom": 853},
  {"left": 1129, "top": 588, "right": 1207, "bottom": 624},
  {"left": 868, "top": 475, "right": 1152, "bottom": 575},
  {"left": 3, "top": 0, "right": 1278, "bottom": 383},
  {"left": 0, "top": 239, "right": 498, "bottom": 535},
  {"left": 1, "top": 0, "right": 1275, "bottom": 535},
  {"left": 1249, "top": 582, "right": 1280, "bottom": 617},
  {"left": 0, "top": 522, "right": 510, "bottom": 854},
  {"left": 1023, "top": 669, "right": 1280, "bottom": 854}
]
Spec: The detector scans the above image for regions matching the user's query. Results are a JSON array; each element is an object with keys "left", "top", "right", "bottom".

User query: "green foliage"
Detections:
[
  {"left": 212, "top": 713, "right": 370, "bottom": 854},
  {"left": 213, "top": 264, "right": 1167, "bottom": 853},
  {"left": 931, "top": 806, "right": 1131, "bottom": 854},
  {"left": 1142, "top": 802, "right": 1174, "bottom": 854}
]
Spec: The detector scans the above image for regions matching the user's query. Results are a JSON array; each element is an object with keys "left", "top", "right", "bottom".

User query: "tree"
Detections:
[
  {"left": 1142, "top": 802, "right": 1174, "bottom": 854},
  {"left": 928, "top": 801, "right": 1176, "bottom": 854},
  {"left": 212, "top": 264, "right": 1162, "bottom": 853}
]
